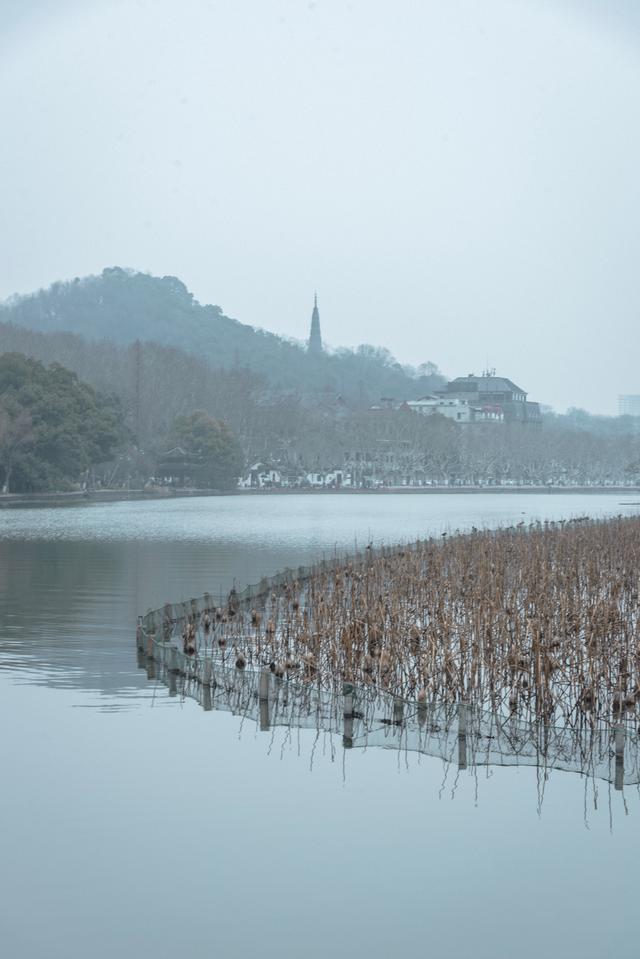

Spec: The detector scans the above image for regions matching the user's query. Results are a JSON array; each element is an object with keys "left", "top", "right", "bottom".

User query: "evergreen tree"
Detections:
[
  {"left": 0, "top": 353, "right": 126, "bottom": 492},
  {"left": 167, "top": 410, "right": 243, "bottom": 489}
]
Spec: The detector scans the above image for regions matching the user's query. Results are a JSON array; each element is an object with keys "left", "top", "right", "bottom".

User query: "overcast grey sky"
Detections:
[{"left": 1, "top": 0, "right": 639, "bottom": 413}]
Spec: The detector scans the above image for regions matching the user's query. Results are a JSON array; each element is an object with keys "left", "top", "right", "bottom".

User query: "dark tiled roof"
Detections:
[{"left": 446, "top": 375, "right": 526, "bottom": 396}]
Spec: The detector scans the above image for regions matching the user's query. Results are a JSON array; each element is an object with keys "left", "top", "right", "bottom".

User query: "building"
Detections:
[
  {"left": 435, "top": 372, "right": 540, "bottom": 423},
  {"left": 618, "top": 395, "right": 640, "bottom": 417},
  {"left": 308, "top": 293, "right": 323, "bottom": 354},
  {"left": 238, "top": 463, "right": 282, "bottom": 488},
  {"left": 155, "top": 446, "right": 196, "bottom": 485},
  {"left": 404, "top": 395, "right": 503, "bottom": 424},
  {"left": 304, "top": 469, "right": 349, "bottom": 488}
]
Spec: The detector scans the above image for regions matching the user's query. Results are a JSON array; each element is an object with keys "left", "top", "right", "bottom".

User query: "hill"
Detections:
[{"left": 0, "top": 267, "right": 444, "bottom": 406}]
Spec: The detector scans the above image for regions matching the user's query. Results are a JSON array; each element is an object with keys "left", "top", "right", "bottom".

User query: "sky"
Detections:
[{"left": 0, "top": 0, "right": 639, "bottom": 414}]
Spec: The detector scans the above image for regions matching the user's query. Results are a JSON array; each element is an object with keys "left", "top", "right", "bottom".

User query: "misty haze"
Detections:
[{"left": 1, "top": 4, "right": 640, "bottom": 959}]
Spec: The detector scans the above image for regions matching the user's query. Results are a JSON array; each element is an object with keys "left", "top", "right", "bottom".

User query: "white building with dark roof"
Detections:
[
  {"left": 436, "top": 372, "right": 540, "bottom": 423},
  {"left": 405, "top": 395, "right": 504, "bottom": 423}
]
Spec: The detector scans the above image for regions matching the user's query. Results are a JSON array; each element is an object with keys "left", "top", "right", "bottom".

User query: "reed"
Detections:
[{"left": 175, "top": 515, "right": 640, "bottom": 727}]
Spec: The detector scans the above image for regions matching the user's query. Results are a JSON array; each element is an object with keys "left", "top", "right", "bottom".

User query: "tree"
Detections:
[
  {"left": 167, "top": 411, "right": 243, "bottom": 489},
  {"left": 0, "top": 405, "right": 33, "bottom": 493},
  {"left": 0, "top": 352, "right": 126, "bottom": 492}
]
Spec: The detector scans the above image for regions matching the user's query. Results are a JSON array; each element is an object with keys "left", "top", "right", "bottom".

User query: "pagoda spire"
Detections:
[{"left": 308, "top": 292, "right": 323, "bottom": 354}]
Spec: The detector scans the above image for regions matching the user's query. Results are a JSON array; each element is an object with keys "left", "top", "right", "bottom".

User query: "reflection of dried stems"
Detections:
[{"left": 179, "top": 516, "right": 640, "bottom": 726}]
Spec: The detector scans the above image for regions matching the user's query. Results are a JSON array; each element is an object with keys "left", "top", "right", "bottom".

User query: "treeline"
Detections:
[
  {"left": 0, "top": 352, "right": 244, "bottom": 493},
  {"left": 1, "top": 265, "right": 638, "bottom": 489},
  {"left": 0, "top": 322, "right": 325, "bottom": 464},
  {"left": 0, "top": 267, "right": 445, "bottom": 406},
  {"left": 1, "top": 326, "right": 638, "bottom": 489},
  {"left": 285, "top": 409, "right": 639, "bottom": 486}
]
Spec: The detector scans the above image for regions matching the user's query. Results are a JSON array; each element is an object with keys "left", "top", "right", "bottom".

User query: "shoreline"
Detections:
[{"left": 1, "top": 485, "right": 639, "bottom": 509}]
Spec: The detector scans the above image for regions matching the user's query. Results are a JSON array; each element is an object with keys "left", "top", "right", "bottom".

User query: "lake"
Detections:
[{"left": 1, "top": 492, "right": 639, "bottom": 959}]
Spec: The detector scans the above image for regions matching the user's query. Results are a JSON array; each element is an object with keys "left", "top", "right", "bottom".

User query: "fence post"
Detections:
[
  {"left": 393, "top": 697, "right": 404, "bottom": 725},
  {"left": 162, "top": 603, "right": 172, "bottom": 641},
  {"left": 259, "top": 669, "right": 270, "bottom": 731},
  {"left": 614, "top": 724, "right": 625, "bottom": 791},
  {"left": 168, "top": 644, "right": 179, "bottom": 673},
  {"left": 343, "top": 682, "right": 354, "bottom": 748},
  {"left": 458, "top": 703, "right": 468, "bottom": 770},
  {"left": 188, "top": 654, "right": 196, "bottom": 681}
]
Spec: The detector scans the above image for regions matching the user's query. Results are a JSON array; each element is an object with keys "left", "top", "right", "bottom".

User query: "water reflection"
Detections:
[
  {"left": 2, "top": 492, "right": 638, "bottom": 700},
  {"left": 2, "top": 494, "right": 640, "bottom": 959},
  {"left": 137, "top": 646, "right": 640, "bottom": 821},
  {"left": 0, "top": 537, "right": 339, "bottom": 696}
]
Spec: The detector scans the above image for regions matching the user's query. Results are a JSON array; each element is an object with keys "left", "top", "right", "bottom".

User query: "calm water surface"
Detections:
[{"left": 1, "top": 492, "right": 639, "bottom": 959}]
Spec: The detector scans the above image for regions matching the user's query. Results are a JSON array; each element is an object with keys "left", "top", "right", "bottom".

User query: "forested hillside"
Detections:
[
  {"left": 2, "top": 270, "right": 638, "bottom": 490},
  {"left": 0, "top": 267, "right": 445, "bottom": 406}
]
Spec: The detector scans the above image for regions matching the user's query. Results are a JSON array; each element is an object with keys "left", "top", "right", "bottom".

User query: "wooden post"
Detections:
[
  {"left": 202, "top": 658, "right": 213, "bottom": 687},
  {"left": 168, "top": 644, "right": 179, "bottom": 673},
  {"left": 162, "top": 603, "right": 172, "bottom": 641},
  {"left": 259, "top": 669, "right": 270, "bottom": 731},
  {"left": 343, "top": 682, "right": 354, "bottom": 716},
  {"left": 343, "top": 682, "right": 354, "bottom": 748},
  {"left": 168, "top": 671, "right": 177, "bottom": 697},
  {"left": 614, "top": 724, "right": 625, "bottom": 791},
  {"left": 393, "top": 697, "right": 404, "bottom": 725},
  {"left": 202, "top": 684, "right": 212, "bottom": 711},
  {"left": 458, "top": 703, "right": 468, "bottom": 770}
]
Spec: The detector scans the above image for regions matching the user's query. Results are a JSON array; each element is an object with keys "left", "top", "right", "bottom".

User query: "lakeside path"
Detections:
[{"left": 2, "top": 485, "right": 639, "bottom": 509}]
